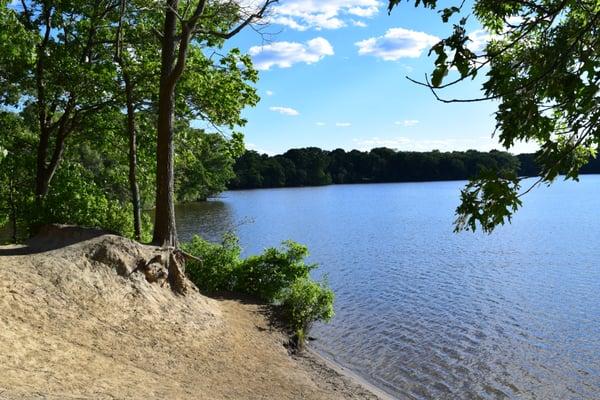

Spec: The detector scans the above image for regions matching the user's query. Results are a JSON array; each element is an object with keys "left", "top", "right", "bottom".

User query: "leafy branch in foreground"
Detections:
[
  {"left": 389, "top": 0, "right": 600, "bottom": 232},
  {"left": 454, "top": 170, "right": 522, "bottom": 233}
]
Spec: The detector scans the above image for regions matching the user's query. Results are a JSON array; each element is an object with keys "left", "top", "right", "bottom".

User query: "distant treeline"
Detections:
[{"left": 229, "top": 148, "right": 600, "bottom": 190}]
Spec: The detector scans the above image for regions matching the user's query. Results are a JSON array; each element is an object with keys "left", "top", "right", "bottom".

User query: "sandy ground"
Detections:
[{"left": 0, "top": 227, "right": 384, "bottom": 400}]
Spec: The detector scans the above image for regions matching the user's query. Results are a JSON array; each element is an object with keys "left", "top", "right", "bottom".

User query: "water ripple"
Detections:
[{"left": 177, "top": 178, "right": 600, "bottom": 400}]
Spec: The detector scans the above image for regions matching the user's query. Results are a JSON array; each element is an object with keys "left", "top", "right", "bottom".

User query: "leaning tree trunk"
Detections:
[
  {"left": 152, "top": 1, "right": 178, "bottom": 247},
  {"left": 34, "top": 119, "right": 70, "bottom": 204}
]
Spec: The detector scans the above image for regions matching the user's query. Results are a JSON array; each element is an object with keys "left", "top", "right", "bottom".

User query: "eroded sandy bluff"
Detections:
[{"left": 0, "top": 226, "right": 387, "bottom": 400}]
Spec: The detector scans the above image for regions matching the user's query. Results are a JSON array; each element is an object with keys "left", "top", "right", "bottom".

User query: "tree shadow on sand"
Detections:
[
  {"left": 206, "top": 292, "right": 292, "bottom": 339},
  {"left": 0, "top": 225, "right": 111, "bottom": 256}
]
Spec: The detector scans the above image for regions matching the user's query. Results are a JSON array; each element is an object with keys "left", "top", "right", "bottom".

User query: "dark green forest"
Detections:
[{"left": 230, "top": 148, "right": 600, "bottom": 190}]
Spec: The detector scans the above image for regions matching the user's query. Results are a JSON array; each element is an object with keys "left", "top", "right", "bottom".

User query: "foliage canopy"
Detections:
[
  {"left": 0, "top": 0, "right": 263, "bottom": 241},
  {"left": 389, "top": 0, "right": 600, "bottom": 232}
]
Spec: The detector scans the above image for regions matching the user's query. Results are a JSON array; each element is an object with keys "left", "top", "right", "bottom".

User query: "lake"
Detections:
[{"left": 177, "top": 177, "right": 600, "bottom": 399}]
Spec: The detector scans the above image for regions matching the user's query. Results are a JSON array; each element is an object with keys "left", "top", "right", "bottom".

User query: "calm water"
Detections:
[{"left": 176, "top": 177, "right": 600, "bottom": 400}]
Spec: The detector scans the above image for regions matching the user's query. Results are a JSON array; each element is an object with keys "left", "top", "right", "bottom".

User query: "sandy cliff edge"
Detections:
[{"left": 0, "top": 227, "right": 385, "bottom": 400}]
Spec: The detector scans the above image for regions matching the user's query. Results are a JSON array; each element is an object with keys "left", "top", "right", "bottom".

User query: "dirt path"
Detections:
[{"left": 0, "top": 230, "right": 382, "bottom": 399}]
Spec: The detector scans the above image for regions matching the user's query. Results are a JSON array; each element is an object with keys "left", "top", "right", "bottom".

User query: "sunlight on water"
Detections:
[{"left": 177, "top": 176, "right": 600, "bottom": 400}]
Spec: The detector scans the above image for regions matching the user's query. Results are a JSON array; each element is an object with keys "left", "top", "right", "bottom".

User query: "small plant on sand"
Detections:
[{"left": 182, "top": 234, "right": 334, "bottom": 348}]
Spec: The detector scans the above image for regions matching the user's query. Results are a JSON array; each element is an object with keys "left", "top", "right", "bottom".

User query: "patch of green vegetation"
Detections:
[{"left": 182, "top": 234, "right": 334, "bottom": 348}]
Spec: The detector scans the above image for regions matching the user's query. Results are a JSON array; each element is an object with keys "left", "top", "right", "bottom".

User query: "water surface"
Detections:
[{"left": 176, "top": 177, "right": 600, "bottom": 399}]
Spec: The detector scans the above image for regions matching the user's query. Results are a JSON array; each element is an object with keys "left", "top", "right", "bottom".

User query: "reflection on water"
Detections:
[
  {"left": 178, "top": 178, "right": 600, "bottom": 399},
  {"left": 176, "top": 200, "right": 236, "bottom": 243}
]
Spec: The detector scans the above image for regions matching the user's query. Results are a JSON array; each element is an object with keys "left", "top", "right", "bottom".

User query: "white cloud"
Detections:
[
  {"left": 467, "top": 26, "right": 521, "bottom": 53},
  {"left": 395, "top": 119, "right": 419, "bottom": 127},
  {"left": 245, "top": 142, "right": 274, "bottom": 155},
  {"left": 353, "top": 136, "right": 412, "bottom": 150},
  {"left": 402, "top": 64, "right": 414, "bottom": 72},
  {"left": 269, "top": 0, "right": 381, "bottom": 31},
  {"left": 353, "top": 136, "right": 477, "bottom": 152},
  {"left": 467, "top": 29, "right": 494, "bottom": 53},
  {"left": 506, "top": 16, "right": 524, "bottom": 28},
  {"left": 347, "top": 5, "right": 378, "bottom": 17},
  {"left": 250, "top": 37, "right": 334, "bottom": 70},
  {"left": 336, "top": 122, "right": 352, "bottom": 127},
  {"left": 269, "top": 106, "right": 300, "bottom": 116},
  {"left": 316, "top": 122, "right": 326, "bottom": 126},
  {"left": 352, "top": 136, "right": 539, "bottom": 153},
  {"left": 265, "top": 90, "right": 274, "bottom": 96},
  {"left": 352, "top": 20, "right": 368, "bottom": 28},
  {"left": 355, "top": 28, "right": 439, "bottom": 60}
]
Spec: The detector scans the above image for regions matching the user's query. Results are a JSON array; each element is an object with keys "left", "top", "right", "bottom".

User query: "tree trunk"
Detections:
[
  {"left": 34, "top": 5, "right": 52, "bottom": 203},
  {"left": 8, "top": 173, "right": 17, "bottom": 243},
  {"left": 124, "top": 73, "right": 142, "bottom": 241},
  {"left": 152, "top": 0, "right": 179, "bottom": 247},
  {"left": 35, "top": 128, "right": 51, "bottom": 201},
  {"left": 34, "top": 124, "right": 69, "bottom": 202}
]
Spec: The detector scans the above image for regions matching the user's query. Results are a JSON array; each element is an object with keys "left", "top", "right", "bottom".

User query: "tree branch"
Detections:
[
  {"left": 407, "top": 75, "right": 498, "bottom": 103},
  {"left": 168, "top": 0, "right": 208, "bottom": 85},
  {"left": 19, "top": 0, "right": 33, "bottom": 28},
  {"left": 194, "top": 0, "right": 277, "bottom": 40}
]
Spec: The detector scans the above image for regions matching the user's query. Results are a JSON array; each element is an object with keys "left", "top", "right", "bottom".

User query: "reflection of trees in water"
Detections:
[{"left": 175, "top": 200, "right": 237, "bottom": 243}]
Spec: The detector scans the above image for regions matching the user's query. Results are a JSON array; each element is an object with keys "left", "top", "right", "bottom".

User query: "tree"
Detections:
[
  {"left": 114, "top": 0, "right": 159, "bottom": 240},
  {"left": 388, "top": 0, "right": 600, "bottom": 232},
  {"left": 230, "top": 147, "right": 523, "bottom": 189},
  {"left": 176, "top": 129, "right": 244, "bottom": 201},
  {"left": 230, "top": 150, "right": 265, "bottom": 189},
  {"left": 1, "top": 1, "right": 119, "bottom": 203},
  {"left": 152, "top": 0, "right": 275, "bottom": 246},
  {"left": 1, "top": 1, "right": 264, "bottom": 248},
  {"left": 0, "top": 112, "right": 36, "bottom": 242},
  {"left": 328, "top": 148, "right": 351, "bottom": 184}
]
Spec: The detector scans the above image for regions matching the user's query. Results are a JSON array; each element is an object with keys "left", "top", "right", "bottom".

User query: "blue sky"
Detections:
[{"left": 223, "top": 0, "right": 537, "bottom": 155}]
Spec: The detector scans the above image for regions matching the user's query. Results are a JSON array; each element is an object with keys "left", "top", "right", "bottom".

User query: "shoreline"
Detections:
[
  {"left": 304, "top": 347, "right": 397, "bottom": 400},
  {"left": 0, "top": 231, "right": 391, "bottom": 399}
]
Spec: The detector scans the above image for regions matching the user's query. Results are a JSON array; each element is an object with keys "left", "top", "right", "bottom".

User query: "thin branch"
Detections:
[
  {"left": 408, "top": 9, "right": 600, "bottom": 104},
  {"left": 114, "top": 0, "right": 126, "bottom": 61},
  {"left": 166, "top": 1, "right": 186, "bottom": 22},
  {"left": 407, "top": 75, "right": 498, "bottom": 103},
  {"left": 517, "top": 176, "right": 543, "bottom": 198},
  {"left": 194, "top": 0, "right": 278, "bottom": 40},
  {"left": 19, "top": 0, "right": 33, "bottom": 28}
]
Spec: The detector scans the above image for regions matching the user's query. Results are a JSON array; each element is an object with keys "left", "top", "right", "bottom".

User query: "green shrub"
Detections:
[
  {"left": 183, "top": 234, "right": 335, "bottom": 348},
  {"left": 182, "top": 233, "right": 241, "bottom": 293},
  {"left": 280, "top": 277, "right": 335, "bottom": 346},
  {"left": 236, "top": 241, "right": 315, "bottom": 301}
]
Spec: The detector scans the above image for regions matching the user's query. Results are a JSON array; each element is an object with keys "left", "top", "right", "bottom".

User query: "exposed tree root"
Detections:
[
  {"left": 167, "top": 249, "right": 188, "bottom": 295},
  {"left": 87, "top": 236, "right": 194, "bottom": 296}
]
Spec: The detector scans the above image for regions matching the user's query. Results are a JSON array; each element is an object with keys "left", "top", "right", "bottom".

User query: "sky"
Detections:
[{"left": 219, "top": 0, "right": 538, "bottom": 156}]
